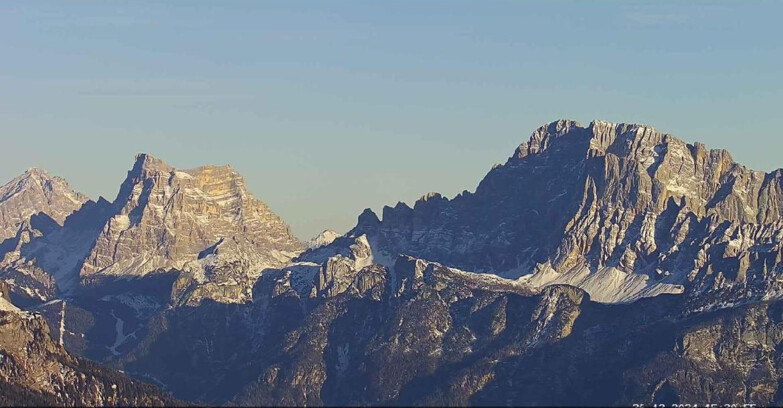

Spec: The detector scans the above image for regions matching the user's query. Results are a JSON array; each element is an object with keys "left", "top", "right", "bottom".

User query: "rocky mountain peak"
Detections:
[
  {"left": 1, "top": 167, "right": 86, "bottom": 204},
  {"left": 7, "top": 167, "right": 62, "bottom": 187},
  {"left": 81, "top": 154, "right": 303, "bottom": 304},
  {"left": 7, "top": 119, "right": 783, "bottom": 407},
  {"left": 356, "top": 208, "right": 381, "bottom": 229},
  {"left": 131, "top": 152, "right": 171, "bottom": 174},
  {"left": 510, "top": 119, "right": 584, "bottom": 161},
  {"left": 115, "top": 155, "right": 247, "bottom": 217},
  {"left": 511, "top": 119, "right": 663, "bottom": 161},
  {"left": 22, "top": 166, "right": 49, "bottom": 178},
  {"left": 120, "top": 154, "right": 250, "bottom": 208},
  {"left": 344, "top": 119, "right": 783, "bottom": 305},
  {"left": 509, "top": 119, "right": 739, "bottom": 173},
  {"left": 418, "top": 192, "right": 444, "bottom": 202},
  {"left": 307, "top": 230, "right": 341, "bottom": 249},
  {"left": 0, "top": 168, "right": 88, "bottom": 242}
]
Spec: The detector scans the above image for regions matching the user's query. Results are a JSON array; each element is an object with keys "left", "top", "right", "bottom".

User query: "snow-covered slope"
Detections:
[{"left": 306, "top": 230, "right": 341, "bottom": 249}]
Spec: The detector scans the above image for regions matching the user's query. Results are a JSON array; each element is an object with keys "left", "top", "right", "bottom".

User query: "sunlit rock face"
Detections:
[
  {"left": 79, "top": 154, "right": 303, "bottom": 304},
  {"left": 1, "top": 153, "right": 303, "bottom": 306},
  {"left": 306, "top": 229, "right": 341, "bottom": 249},
  {"left": 0, "top": 168, "right": 88, "bottom": 242}
]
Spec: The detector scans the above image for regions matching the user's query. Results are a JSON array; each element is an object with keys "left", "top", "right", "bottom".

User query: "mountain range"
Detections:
[{"left": 2, "top": 119, "right": 783, "bottom": 406}]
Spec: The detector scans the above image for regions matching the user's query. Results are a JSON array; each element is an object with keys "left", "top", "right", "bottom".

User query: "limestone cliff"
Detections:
[
  {"left": 79, "top": 154, "right": 303, "bottom": 304},
  {"left": 350, "top": 120, "right": 783, "bottom": 305}
]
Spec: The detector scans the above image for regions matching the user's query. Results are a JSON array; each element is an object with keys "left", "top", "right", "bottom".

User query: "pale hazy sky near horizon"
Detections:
[{"left": 1, "top": 1, "right": 781, "bottom": 239}]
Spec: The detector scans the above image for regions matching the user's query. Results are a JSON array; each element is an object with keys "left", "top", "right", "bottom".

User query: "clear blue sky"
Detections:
[{"left": 1, "top": 1, "right": 781, "bottom": 239}]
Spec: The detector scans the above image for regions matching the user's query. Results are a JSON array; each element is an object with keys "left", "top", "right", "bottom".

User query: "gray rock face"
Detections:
[
  {"left": 127, "top": 252, "right": 783, "bottom": 406},
  {"left": 621, "top": 301, "right": 783, "bottom": 405},
  {"left": 312, "top": 235, "right": 378, "bottom": 298},
  {"left": 110, "top": 119, "right": 780, "bottom": 406},
  {"left": 118, "top": 251, "right": 538, "bottom": 405},
  {"left": 350, "top": 120, "right": 783, "bottom": 305},
  {"left": 0, "top": 198, "right": 115, "bottom": 299},
  {"left": 0, "top": 170, "right": 90, "bottom": 303},
  {"left": 0, "top": 168, "right": 87, "bottom": 242},
  {"left": 6, "top": 119, "right": 783, "bottom": 406}
]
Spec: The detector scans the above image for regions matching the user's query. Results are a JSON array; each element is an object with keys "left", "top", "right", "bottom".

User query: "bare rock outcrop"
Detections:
[
  {"left": 348, "top": 120, "right": 783, "bottom": 306},
  {"left": 0, "top": 295, "right": 180, "bottom": 406},
  {"left": 0, "top": 168, "right": 87, "bottom": 242},
  {"left": 74, "top": 154, "right": 303, "bottom": 304}
]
